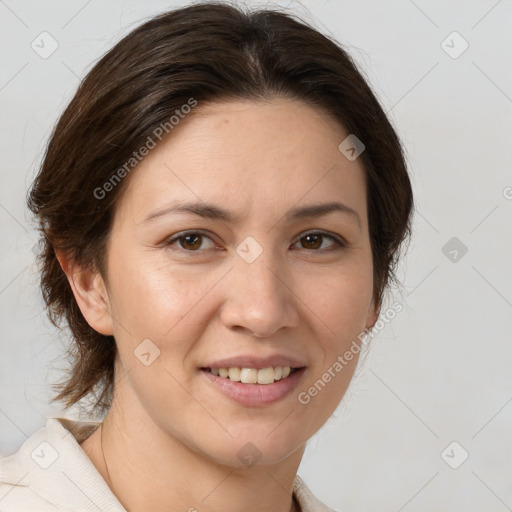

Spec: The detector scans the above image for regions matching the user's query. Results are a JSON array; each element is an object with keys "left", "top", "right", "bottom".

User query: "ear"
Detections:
[
  {"left": 56, "top": 250, "right": 114, "bottom": 336},
  {"left": 365, "top": 297, "right": 380, "bottom": 332}
]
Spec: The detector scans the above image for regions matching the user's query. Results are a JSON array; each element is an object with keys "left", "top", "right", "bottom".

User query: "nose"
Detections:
[{"left": 219, "top": 248, "right": 300, "bottom": 338}]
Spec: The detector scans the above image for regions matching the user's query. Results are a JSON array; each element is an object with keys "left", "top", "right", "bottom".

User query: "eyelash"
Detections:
[{"left": 162, "top": 230, "right": 346, "bottom": 255}]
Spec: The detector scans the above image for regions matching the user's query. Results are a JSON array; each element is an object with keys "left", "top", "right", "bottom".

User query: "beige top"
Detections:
[{"left": 0, "top": 417, "right": 337, "bottom": 511}]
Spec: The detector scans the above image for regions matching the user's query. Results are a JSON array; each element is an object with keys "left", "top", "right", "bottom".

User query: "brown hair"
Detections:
[{"left": 27, "top": 1, "right": 414, "bottom": 418}]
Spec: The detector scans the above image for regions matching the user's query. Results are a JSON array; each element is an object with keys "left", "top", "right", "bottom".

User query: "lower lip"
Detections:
[{"left": 201, "top": 368, "right": 306, "bottom": 407}]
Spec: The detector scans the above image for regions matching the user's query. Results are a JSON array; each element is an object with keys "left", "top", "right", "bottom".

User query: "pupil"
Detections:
[
  {"left": 304, "top": 234, "right": 321, "bottom": 249},
  {"left": 184, "top": 234, "right": 200, "bottom": 249}
]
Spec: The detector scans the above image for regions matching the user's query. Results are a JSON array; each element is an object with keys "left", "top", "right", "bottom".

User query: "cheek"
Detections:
[
  {"left": 108, "top": 252, "right": 201, "bottom": 338},
  {"left": 108, "top": 235, "right": 374, "bottom": 350},
  {"left": 296, "top": 267, "right": 373, "bottom": 419},
  {"left": 304, "top": 262, "right": 374, "bottom": 345}
]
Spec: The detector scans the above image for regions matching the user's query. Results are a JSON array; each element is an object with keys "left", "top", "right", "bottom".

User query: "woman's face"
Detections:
[{"left": 96, "top": 98, "right": 378, "bottom": 466}]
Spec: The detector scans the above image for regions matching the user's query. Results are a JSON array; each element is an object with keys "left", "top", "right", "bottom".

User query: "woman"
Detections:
[{"left": 0, "top": 2, "right": 413, "bottom": 511}]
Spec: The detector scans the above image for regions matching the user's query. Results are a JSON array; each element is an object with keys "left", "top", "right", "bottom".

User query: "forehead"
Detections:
[{"left": 114, "top": 97, "right": 368, "bottom": 228}]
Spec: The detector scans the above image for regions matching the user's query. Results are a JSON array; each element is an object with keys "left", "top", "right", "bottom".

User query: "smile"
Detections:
[
  {"left": 200, "top": 366, "right": 306, "bottom": 407},
  {"left": 207, "top": 366, "right": 296, "bottom": 384}
]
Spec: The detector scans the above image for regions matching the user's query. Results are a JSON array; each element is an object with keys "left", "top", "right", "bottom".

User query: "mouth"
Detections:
[
  {"left": 200, "top": 365, "right": 306, "bottom": 407},
  {"left": 201, "top": 366, "right": 300, "bottom": 385}
]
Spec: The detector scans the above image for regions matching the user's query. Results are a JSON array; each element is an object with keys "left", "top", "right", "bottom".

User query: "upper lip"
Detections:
[{"left": 202, "top": 354, "right": 307, "bottom": 370}]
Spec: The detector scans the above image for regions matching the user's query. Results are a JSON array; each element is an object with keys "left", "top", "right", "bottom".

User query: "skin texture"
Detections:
[{"left": 58, "top": 97, "right": 379, "bottom": 512}]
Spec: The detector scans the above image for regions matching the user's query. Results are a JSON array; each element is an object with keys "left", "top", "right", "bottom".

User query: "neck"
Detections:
[{"left": 81, "top": 387, "right": 304, "bottom": 512}]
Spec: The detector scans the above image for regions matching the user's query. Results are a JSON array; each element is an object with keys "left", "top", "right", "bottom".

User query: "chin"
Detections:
[
  {"left": 194, "top": 422, "right": 307, "bottom": 469},
  {"left": 207, "top": 443, "right": 301, "bottom": 469}
]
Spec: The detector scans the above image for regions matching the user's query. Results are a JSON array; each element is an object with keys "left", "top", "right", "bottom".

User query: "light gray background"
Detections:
[{"left": 1, "top": 0, "right": 511, "bottom": 510}]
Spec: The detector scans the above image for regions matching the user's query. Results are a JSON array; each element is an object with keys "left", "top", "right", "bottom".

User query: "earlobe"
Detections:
[
  {"left": 365, "top": 299, "right": 380, "bottom": 332},
  {"left": 55, "top": 250, "right": 114, "bottom": 336}
]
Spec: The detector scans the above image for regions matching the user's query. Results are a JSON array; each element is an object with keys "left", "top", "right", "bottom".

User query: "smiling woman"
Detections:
[{"left": 0, "top": 2, "right": 413, "bottom": 511}]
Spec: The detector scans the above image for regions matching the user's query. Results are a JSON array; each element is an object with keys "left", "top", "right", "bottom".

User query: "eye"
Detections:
[
  {"left": 163, "top": 231, "right": 216, "bottom": 252},
  {"left": 162, "top": 230, "right": 346, "bottom": 254},
  {"left": 292, "top": 231, "right": 346, "bottom": 252}
]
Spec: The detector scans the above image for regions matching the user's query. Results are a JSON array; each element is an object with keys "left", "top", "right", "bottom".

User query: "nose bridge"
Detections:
[
  {"left": 239, "top": 244, "right": 280, "bottom": 292},
  {"left": 220, "top": 235, "right": 298, "bottom": 337},
  {"left": 236, "top": 234, "right": 285, "bottom": 301}
]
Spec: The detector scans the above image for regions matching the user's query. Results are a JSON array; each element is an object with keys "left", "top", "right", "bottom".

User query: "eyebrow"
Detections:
[{"left": 142, "top": 200, "right": 361, "bottom": 229}]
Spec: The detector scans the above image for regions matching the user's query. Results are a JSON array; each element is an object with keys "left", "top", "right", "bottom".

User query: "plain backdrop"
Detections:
[{"left": 1, "top": 1, "right": 511, "bottom": 510}]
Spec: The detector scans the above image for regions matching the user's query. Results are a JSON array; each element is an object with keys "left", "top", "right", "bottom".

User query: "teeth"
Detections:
[
  {"left": 228, "top": 367, "right": 241, "bottom": 382},
  {"left": 209, "top": 366, "right": 294, "bottom": 384},
  {"left": 256, "top": 367, "right": 274, "bottom": 385},
  {"left": 240, "top": 368, "right": 258, "bottom": 384}
]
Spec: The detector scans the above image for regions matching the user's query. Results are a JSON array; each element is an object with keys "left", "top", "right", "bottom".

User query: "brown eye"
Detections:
[
  {"left": 300, "top": 234, "right": 323, "bottom": 250},
  {"left": 164, "top": 231, "right": 216, "bottom": 252},
  {"left": 164, "top": 230, "right": 345, "bottom": 255},
  {"left": 295, "top": 232, "right": 345, "bottom": 252},
  {"left": 179, "top": 233, "right": 202, "bottom": 250}
]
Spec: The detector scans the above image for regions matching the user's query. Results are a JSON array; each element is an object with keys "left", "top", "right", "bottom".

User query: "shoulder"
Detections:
[
  {"left": 0, "top": 419, "right": 75, "bottom": 511},
  {"left": 0, "top": 449, "right": 74, "bottom": 512},
  {"left": 293, "top": 475, "right": 340, "bottom": 512},
  {"left": 0, "top": 480, "right": 66, "bottom": 511},
  {"left": 1, "top": 417, "right": 125, "bottom": 512}
]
